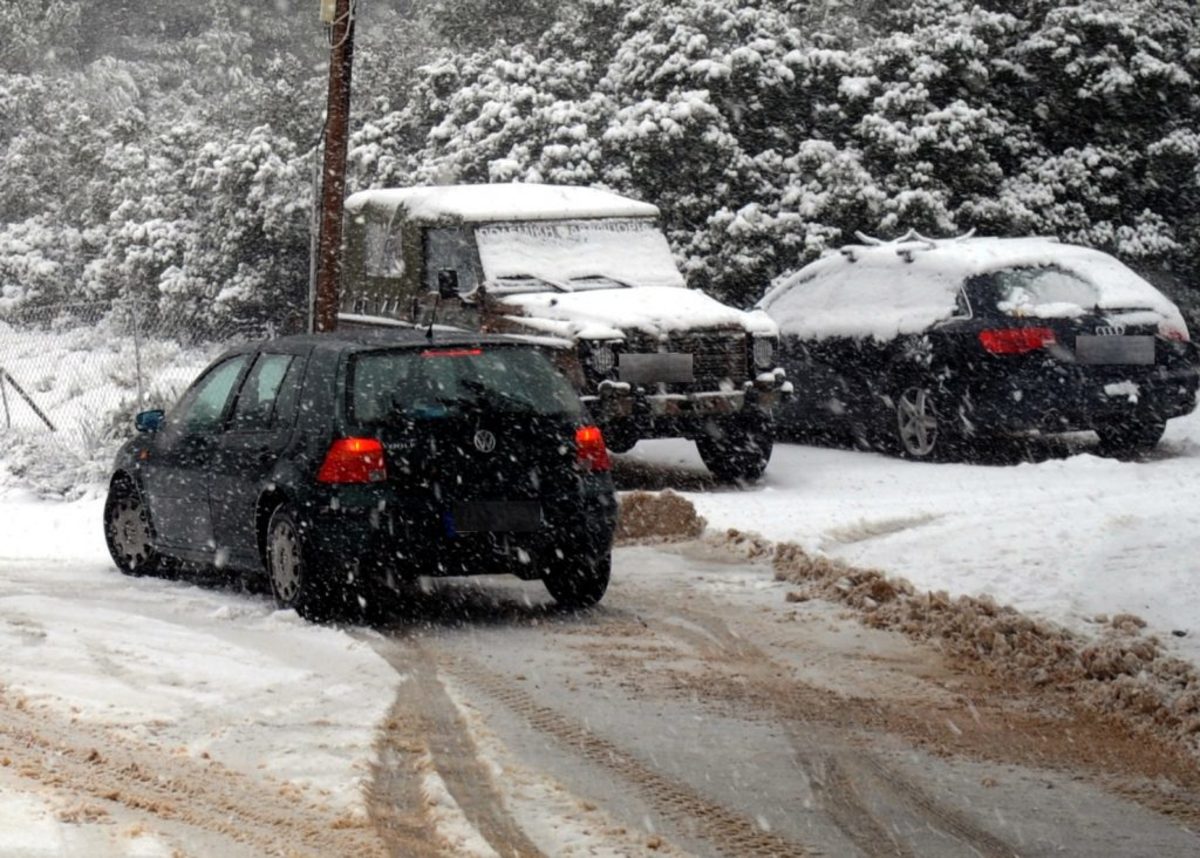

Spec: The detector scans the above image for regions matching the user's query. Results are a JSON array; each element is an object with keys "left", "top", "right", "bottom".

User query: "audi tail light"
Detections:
[
  {"left": 575, "top": 425, "right": 611, "bottom": 472},
  {"left": 1158, "top": 322, "right": 1190, "bottom": 343},
  {"left": 317, "top": 437, "right": 387, "bottom": 484},
  {"left": 978, "top": 327, "right": 1057, "bottom": 355}
]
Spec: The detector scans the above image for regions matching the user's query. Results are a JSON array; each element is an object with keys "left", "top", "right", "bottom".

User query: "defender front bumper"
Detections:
[{"left": 582, "top": 370, "right": 792, "bottom": 422}]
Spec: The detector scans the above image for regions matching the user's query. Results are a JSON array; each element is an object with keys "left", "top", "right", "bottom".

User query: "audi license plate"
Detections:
[
  {"left": 1075, "top": 335, "right": 1154, "bottom": 366},
  {"left": 453, "top": 501, "right": 542, "bottom": 533}
]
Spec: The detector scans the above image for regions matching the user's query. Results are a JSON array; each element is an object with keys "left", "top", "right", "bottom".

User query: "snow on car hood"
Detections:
[{"left": 498, "top": 286, "right": 778, "bottom": 340}]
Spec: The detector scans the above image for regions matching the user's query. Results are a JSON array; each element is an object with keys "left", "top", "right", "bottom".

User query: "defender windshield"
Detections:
[
  {"left": 349, "top": 347, "right": 582, "bottom": 423},
  {"left": 476, "top": 218, "right": 685, "bottom": 293}
]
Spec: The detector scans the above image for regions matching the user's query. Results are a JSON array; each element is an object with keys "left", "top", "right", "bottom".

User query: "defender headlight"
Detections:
[
  {"left": 589, "top": 342, "right": 617, "bottom": 374},
  {"left": 752, "top": 337, "right": 775, "bottom": 369}
]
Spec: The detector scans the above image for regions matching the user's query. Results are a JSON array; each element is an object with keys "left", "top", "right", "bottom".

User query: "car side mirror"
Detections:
[
  {"left": 135, "top": 409, "right": 165, "bottom": 433},
  {"left": 437, "top": 269, "right": 459, "bottom": 299}
]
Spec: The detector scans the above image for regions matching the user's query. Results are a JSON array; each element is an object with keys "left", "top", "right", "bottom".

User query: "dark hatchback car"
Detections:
[
  {"left": 759, "top": 235, "right": 1199, "bottom": 458},
  {"left": 103, "top": 331, "right": 618, "bottom": 620}
]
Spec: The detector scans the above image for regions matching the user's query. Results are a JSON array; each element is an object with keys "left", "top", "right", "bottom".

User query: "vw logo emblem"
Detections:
[{"left": 473, "top": 429, "right": 497, "bottom": 453}]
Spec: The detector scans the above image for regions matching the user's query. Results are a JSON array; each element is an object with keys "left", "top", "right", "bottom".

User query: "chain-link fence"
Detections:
[{"left": 0, "top": 300, "right": 274, "bottom": 494}]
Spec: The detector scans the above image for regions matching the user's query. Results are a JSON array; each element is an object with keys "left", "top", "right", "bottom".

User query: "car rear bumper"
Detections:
[
  {"left": 299, "top": 483, "right": 618, "bottom": 581},
  {"left": 967, "top": 364, "right": 1198, "bottom": 432}
]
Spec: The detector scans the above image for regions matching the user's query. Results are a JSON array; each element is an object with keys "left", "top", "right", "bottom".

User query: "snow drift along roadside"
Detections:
[{"left": 737, "top": 531, "right": 1200, "bottom": 758}]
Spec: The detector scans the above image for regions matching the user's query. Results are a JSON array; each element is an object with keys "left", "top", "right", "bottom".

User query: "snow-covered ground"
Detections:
[
  {"left": 625, "top": 410, "right": 1200, "bottom": 667},
  {"left": 0, "top": 492, "right": 398, "bottom": 855}
]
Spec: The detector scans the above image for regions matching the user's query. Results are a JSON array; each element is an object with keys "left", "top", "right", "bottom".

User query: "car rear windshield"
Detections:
[
  {"left": 349, "top": 346, "right": 582, "bottom": 423},
  {"left": 970, "top": 266, "right": 1101, "bottom": 318}
]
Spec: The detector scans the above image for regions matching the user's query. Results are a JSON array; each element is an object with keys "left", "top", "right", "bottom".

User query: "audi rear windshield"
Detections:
[
  {"left": 969, "top": 266, "right": 1102, "bottom": 318},
  {"left": 348, "top": 347, "right": 582, "bottom": 423}
]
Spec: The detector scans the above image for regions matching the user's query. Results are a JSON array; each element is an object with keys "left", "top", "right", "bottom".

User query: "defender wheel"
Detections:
[
  {"left": 695, "top": 417, "right": 774, "bottom": 482},
  {"left": 104, "top": 483, "right": 171, "bottom": 577},
  {"left": 265, "top": 506, "right": 336, "bottom": 622},
  {"left": 544, "top": 553, "right": 611, "bottom": 610},
  {"left": 1095, "top": 419, "right": 1165, "bottom": 458}
]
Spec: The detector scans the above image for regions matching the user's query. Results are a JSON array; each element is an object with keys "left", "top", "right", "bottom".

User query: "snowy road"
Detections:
[
  {"left": 1, "top": 491, "right": 1199, "bottom": 855},
  {"left": 619, "top": 410, "right": 1200, "bottom": 669}
]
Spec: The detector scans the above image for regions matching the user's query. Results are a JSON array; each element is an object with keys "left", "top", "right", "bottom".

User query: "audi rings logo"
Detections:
[
  {"left": 1095, "top": 324, "right": 1126, "bottom": 337},
  {"left": 473, "top": 429, "right": 497, "bottom": 453}
]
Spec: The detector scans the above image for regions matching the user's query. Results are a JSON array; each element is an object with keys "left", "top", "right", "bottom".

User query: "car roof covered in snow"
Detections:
[
  {"left": 344, "top": 184, "right": 660, "bottom": 224},
  {"left": 759, "top": 234, "right": 1185, "bottom": 341},
  {"left": 222, "top": 329, "right": 561, "bottom": 356}
]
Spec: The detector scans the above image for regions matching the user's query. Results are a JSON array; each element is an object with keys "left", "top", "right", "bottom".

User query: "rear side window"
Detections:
[
  {"left": 349, "top": 347, "right": 582, "bottom": 424},
  {"left": 231, "top": 354, "right": 294, "bottom": 431},
  {"left": 969, "top": 266, "right": 1099, "bottom": 318}
]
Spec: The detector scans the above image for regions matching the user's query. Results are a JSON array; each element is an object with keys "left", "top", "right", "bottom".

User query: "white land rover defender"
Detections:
[{"left": 338, "top": 184, "right": 788, "bottom": 480}]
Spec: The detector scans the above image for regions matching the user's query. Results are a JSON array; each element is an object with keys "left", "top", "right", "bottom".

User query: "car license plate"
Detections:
[
  {"left": 618, "top": 353, "right": 694, "bottom": 384},
  {"left": 1075, "top": 335, "right": 1154, "bottom": 366},
  {"left": 452, "top": 501, "right": 542, "bottom": 533}
]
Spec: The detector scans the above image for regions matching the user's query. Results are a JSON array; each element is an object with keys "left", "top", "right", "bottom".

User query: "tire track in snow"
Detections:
[
  {"left": 440, "top": 652, "right": 812, "bottom": 858},
  {"left": 0, "top": 687, "right": 391, "bottom": 857},
  {"left": 619, "top": 594, "right": 1019, "bottom": 858},
  {"left": 366, "top": 635, "right": 546, "bottom": 858}
]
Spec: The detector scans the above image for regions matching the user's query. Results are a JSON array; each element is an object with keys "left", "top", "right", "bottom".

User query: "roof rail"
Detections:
[{"left": 845, "top": 228, "right": 979, "bottom": 262}]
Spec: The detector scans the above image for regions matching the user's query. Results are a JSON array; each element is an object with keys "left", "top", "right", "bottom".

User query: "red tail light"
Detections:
[
  {"left": 317, "top": 437, "right": 387, "bottom": 484},
  {"left": 575, "top": 425, "right": 611, "bottom": 472},
  {"left": 979, "top": 327, "right": 1057, "bottom": 355},
  {"left": 421, "top": 348, "right": 482, "bottom": 358},
  {"left": 1159, "top": 323, "right": 1190, "bottom": 343}
]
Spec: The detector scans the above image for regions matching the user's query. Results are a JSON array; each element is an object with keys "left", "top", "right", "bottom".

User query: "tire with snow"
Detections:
[
  {"left": 543, "top": 552, "right": 611, "bottom": 610},
  {"left": 264, "top": 505, "right": 339, "bottom": 622},
  {"left": 103, "top": 479, "right": 172, "bottom": 577},
  {"left": 695, "top": 415, "right": 774, "bottom": 482},
  {"left": 1095, "top": 418, "right": 1165, "bottom": 458}
]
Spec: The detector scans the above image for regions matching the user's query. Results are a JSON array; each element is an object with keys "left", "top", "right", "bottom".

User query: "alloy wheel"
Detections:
[
  {"left": 268, "top": 517, "right": 302, "bottom": 605},
  {"left": 108, "top": 496, "right": 154, "bottom": 571},
  {"left": 896, "top": 386, "right": 940, "bottom": 457}
]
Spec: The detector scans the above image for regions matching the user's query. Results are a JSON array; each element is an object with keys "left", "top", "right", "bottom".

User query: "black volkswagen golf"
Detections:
[{"left": 102, "top": 331, "right": 618, "bottom": 621}]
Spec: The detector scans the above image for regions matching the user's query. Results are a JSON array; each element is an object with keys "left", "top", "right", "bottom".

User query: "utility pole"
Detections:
[{"left": 314, "top": 0, "right": 356, "bottom": 333}]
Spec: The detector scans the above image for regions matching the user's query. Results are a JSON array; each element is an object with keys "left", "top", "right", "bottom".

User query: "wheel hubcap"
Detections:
[
  {"left": 109, "top": 498, "right": 152, "bottom": 569},
  {"left": 897, "top": 387, "right": 939, "bottom": 456},
  {"left": 269, "top": 520, "right": 301, "bottom": 604}
]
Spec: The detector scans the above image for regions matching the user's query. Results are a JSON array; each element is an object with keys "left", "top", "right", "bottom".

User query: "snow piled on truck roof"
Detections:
[
  {"left": 759, "top": 236, "right": 1185, "bottom": 341},
  {"left": 345, "top": 183, "right": 660, "bottom": 222}
]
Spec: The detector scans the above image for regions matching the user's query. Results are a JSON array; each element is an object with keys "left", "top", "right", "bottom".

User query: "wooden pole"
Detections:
[
  {"left": 313, "top": 0, "right": 356, "bottom": 333},
  {"left": 0, "top": 368, "right": 56, "bottom": 432}
]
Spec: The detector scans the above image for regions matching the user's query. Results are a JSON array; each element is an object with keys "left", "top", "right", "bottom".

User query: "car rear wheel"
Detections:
[
  {"left": 696, "top": 416, "right": 774, "bottom": 482},
  {"left": 104, "top": 482, "right": 170, "bottom": 577},
  {"left": 265, "top": 505, "right": 336, "bottom": 622},
  {"left": 544, "top": 552, "right": 611, "bottom": 610},
  {"left": 1095, "top": 419, "right": 1166, "bottom": 458}
]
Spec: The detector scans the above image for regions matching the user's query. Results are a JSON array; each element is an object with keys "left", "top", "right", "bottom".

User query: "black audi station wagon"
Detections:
[
  {"left": 760, "top": 234, "right": 1199, "bottom": 459},
  {"left": 103, "top": 331, "right": 618, "bottom": 620}
]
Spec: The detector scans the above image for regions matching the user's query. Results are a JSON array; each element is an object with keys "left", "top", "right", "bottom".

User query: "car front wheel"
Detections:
[
  {"left": 265, "top": 505, "right": 336, "bottom": 622},
  {"left": 104, "top": 481, "right": 171, "bottom": 577},
  {"left": 695, "top": 416, "right": 774, "bottom": 482}
]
